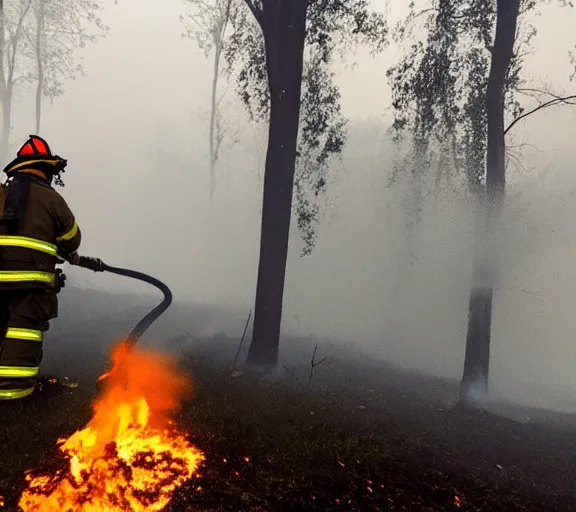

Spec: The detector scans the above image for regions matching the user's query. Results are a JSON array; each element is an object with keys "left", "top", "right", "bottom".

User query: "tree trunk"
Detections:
[
  {"left": 208, "top": 0, "right": 232, "bottom": 204},
  {"left": 35, "top": 0, "right": 44, "bottom": 134},
  {"left": 0, "top": 0, "right": 9, "bottom": 167},
  {"left": 208, "top": 39, "right": 222, "bottom": 203},
  {"left": 0, "top": 89, "right": 11, "bottom": 166},
  {"left": 460, "top": 0, "right": 520, "bottom": 403},
  {"left": 245, "top": 0, "right": 308, "bottom": 368}
]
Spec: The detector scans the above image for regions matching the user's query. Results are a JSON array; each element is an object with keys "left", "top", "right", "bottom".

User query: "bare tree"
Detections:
[
  {"left": 0, "top": 0, "right": 6, "bottom": 165},
  {"left": 181, "top": 0, "right": 239, "bottom": 202},
  {"left": 0, "top": 0, "right": 33, "bottom": 165},
  {"left": 33, "top": 0, "right": 42, "bottom": 133},
  {"left": 29, "top": 0, "right": 107, "bottom": 133},
  {"left": 0, "top": 0, "right": 106, "bottom": 167}
]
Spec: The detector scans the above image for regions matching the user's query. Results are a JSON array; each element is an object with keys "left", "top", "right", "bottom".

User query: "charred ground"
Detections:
[
  {"left": 1, "top": 344, "right": 576, "bottom": 510},
  {"left": 0, "top": 293, "right": 575, "bottom": 511}
]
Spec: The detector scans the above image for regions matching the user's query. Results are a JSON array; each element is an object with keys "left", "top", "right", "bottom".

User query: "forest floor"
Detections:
[{"left": 1, "top": 336, "right": 575, "bottom": 511}]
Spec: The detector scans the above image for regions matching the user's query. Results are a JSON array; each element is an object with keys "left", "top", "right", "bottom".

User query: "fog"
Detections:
[{"left": 7, "top": 0, "right": 576, "bottom": 412}]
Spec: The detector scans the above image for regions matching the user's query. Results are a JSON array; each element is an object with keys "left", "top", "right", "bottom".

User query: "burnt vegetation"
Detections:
[{"left": 2, "top": 326, "right": 576, "bottom": 510}]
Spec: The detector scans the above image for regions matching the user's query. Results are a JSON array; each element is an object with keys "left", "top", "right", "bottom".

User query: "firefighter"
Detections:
[{"left": 0, "top": 135, "right": 81, "bottom": 400}]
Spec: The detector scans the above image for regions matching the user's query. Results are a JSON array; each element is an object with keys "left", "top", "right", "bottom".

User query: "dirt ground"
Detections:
[{"left": 1, "top": 336, "right": 576, "bottom": 511}]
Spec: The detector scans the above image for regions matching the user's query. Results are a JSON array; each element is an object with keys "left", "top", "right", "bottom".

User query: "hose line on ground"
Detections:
[{"left": 73, "top": 256, "right": 173, "bottom": 347}]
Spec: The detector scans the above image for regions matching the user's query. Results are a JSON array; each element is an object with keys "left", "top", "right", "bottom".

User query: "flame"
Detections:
[{"left": 18, "top": 339, "right": 205, "bottom": 512}]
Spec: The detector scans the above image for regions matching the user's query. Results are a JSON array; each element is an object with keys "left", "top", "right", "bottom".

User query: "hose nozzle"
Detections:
[{"left": 76, "top": 255, "right": 106, "bottom": 272}]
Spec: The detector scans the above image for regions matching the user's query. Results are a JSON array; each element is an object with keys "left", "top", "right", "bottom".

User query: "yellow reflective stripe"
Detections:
[
  {"left": 0, "top": 366, "right": 39, "bottom": 378},
  {"left": 5, "top": 159, "right": 61, "bottom": 175},
  {"left": 57, "top": 221, "right": 78, "bottom": 242},
  {"left": 0, "top": 271, "right": 54, "bottom": 284},
  {"left": 5, "top": 327, "right": 43, "bottom": 342},
  {"left": 0, "top": 387, "right": 35, "bottom": 400},
  {"left": 0, "top": 235, "right": 57, "bottom": 256}
]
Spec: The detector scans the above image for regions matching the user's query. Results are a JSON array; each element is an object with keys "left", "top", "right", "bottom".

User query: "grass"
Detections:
[{"left": 1, "top": 337, "right": 576, "bottom": 511}]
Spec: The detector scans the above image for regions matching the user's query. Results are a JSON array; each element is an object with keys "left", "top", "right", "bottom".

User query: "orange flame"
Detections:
[{"left": 18, "top": 339, "right": 205, "bottom": 511}]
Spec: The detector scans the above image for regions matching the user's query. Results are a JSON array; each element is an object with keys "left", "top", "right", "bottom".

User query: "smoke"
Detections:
[
  {"left": 5, "top": 0, "right": 576, "bottom": 415},
  {"left": 43, "top": 112, "right": 576, "bottom": 414},
  {"left": 279, "top": 122, "right": 576, "bottom": 413}
]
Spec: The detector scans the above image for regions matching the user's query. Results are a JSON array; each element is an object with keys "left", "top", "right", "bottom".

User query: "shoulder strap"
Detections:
[
  {"left": 0, "top": 183, "right": 5, "bottom": 212},
  {"left": 2, "top": 174, "right": 32, "bottom": 234},
  {"left": 0, "top": 183, "right": 16, "bottom": 235}
]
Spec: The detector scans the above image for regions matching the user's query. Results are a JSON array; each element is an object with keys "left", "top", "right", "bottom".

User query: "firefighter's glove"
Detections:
[
  {"left": 77, "top": 256, "right": 105, "bottom": 272},
  {"left": 54, "top": 268, "right": 67, "bottom": 293},
  {"left": 65, "top": 251, "right": 80, "bottom": 265}
]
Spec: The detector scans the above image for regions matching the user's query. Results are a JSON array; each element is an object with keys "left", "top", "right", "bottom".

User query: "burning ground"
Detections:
[
  {"left": 1, "top": 336, "right": 576, "bottom": 511},
  {"left": 17, "top": 340, "right": 204, "bottom": 511}
]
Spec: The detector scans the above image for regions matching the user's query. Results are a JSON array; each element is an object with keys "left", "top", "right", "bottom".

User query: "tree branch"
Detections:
[
  {"left": 282, "top": 364, "right": 305, "bottom": 391},
  {"left": 517, "top": 87, "right": 573, "bottom": 101},
  {"left": 305, "top": 344, "right": 328, "bottom": 396},
  {"left": 411, "top": 8, "right": 435, "bottom": 21},
  {"left": 7, "top": 0, "right": 33, "bottom": 86},
  {"left": 231, "top": 309, "right": 252, "bottom": 374},
  {"left": 504, "top": 95, "right": 576, "bottom": 136},
  {"left": 243, "top": 0, "right": 262, "bottom": 23}
]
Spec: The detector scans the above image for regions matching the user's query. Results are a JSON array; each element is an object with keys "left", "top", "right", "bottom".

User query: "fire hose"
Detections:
[{"left": 71, "top": 255, "right": 173, "bottom": 347}]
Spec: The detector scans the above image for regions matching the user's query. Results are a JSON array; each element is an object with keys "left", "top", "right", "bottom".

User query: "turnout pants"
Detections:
[{"left": 0, "top": 288, "right": 57, "bottom": 400}]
